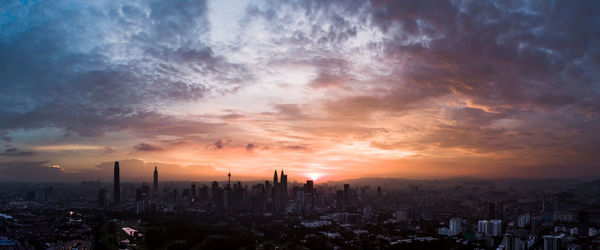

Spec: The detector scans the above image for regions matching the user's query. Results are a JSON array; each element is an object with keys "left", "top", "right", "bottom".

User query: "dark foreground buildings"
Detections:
[{"left": 2, "top": 163, "right": 600, "bottom": 249}]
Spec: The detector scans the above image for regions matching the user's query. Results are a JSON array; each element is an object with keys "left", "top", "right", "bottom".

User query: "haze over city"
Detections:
[
  {"left": 4, "top": 1, "right": 600, "bottom": 250},
  {"left": 1, "top": 0, "right": 600, "bottom": 182}
]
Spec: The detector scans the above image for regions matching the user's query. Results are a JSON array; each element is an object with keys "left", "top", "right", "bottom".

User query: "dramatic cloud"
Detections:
[{"left": 1, "top": 0, "right": 599, "bottom": 180}]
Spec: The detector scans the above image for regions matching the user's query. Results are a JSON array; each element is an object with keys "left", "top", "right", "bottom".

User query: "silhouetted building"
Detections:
[
  {"left": 113, "top": 161, "right": 120, "bottom": 205},
  {"left": 153, "top": 166, "right": 158, "bottom": 194},
  {"left": 344, "top": 184, "right": 350, "bottom": 208},
  {"left": 280, "top": 170, "right": 287, "bottom": 197},
  {"left": 305, "top": 180, "right": 314, "bottom": 194}
]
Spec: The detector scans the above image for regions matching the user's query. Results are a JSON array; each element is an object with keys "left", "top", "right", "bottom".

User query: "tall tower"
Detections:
[
  {"left": 113, "top": 161, "right": 120, "bottom": 205},
  {"left": 228, "top": 169, "right": 231, "bottom": 187},
  {"left": 273, "top": 170, "right": 278, "bottom": 185},
  {"left": 281, "top": 169, "right": 287, "bottom": 196},
  {"left": 153, "top": 166, "right": 158, "bottom": 194}
]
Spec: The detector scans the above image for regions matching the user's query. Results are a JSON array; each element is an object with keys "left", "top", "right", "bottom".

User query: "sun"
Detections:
[{"left": 307, "top": 173, "right": 323, "bottom": 182}]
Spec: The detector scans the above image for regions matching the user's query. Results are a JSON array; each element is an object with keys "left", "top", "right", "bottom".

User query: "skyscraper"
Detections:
[
  {"left": 153, "top": 166, "right": 158, "bottom": 194},
  {"left": 280, "top": 170, "right": 287, "bottom": 199},
  {"left": 228, "top": 169, "right": 231, "bottom": 188},
  {"left": 344, "top": 184, "right": 350, "bottom": 206},
  {"left": 114, "top": 161, "right": 120, "bottom": 205},
  {"left": 273, "top": 170, "right": 278, "bottom": 185},
  {"left": 305, "top": 180, "right": 314, "bottom": 194}
]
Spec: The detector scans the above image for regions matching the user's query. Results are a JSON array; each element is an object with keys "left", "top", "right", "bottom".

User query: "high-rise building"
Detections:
[
  {"left": 153, "top": 166, "right": 158, "bottom": 194},
  {"left": 280, "top": 170, "right": 287, "bottom": 199},
  {"left": 504, "top": 233, "right": 514, "bottom": 250},
  {"left": 478, "top": 220, "right": 502, "bottom": 237},
  {"left": 449, "top": 218, "right": 462, "bottom": 236},
  {"left": 228, "top": 169, "right": 232, "bottom": 188},
  {"left": 113, "top": 161, "right": 120, "bottom": 205},
  {"left": 305, "top": 180, "right": 314, "bottom": 194},
  {"left": 543, "top": 234, "right": 564, "bottom": 250},
  {"left": 518, "top": 214, "right": 531, "bottom": 228},
  {"left": 273, "top": 170, "right": 278, "bottom": 185}
]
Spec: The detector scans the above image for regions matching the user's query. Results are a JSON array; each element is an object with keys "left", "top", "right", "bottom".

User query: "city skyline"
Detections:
[
  {"left": 3, "top": 158, "right": 597, "bottom": 249},
  {"left": 1, "top": 0, "right": 600, "bottom": 182},
  {"left": 1, "top": 1, "right": 600, "bottom": 249}
]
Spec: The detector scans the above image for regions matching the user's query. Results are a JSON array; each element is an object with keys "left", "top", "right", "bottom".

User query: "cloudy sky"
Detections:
[{"left": 1, "top": 0, "right": 599, "bottom": 182}]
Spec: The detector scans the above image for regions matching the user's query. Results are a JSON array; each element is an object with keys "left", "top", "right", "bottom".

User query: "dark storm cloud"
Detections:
[
  {"left": 369, "top": 0, "right": 600, "bottom": 114},
  {"left": 256, "top": 0, "right": 598, "bottom": 121},
  {"left": 289, "top": 0, "right": 600, "bottom": 163},
  {"left": 0, "top": 0, "right": 246, "bottom": 137}
]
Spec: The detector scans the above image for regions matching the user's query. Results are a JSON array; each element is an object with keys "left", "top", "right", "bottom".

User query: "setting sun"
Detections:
[{"left": 307, "top": 173, "right": 323, "bottom": 182}]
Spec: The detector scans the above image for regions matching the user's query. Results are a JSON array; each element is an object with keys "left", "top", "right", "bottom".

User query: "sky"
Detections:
[{"left": 1, "top": 0, "right": 600, "bottom": 182}]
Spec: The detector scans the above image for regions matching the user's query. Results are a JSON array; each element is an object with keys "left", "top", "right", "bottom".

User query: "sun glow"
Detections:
[{"left": 307, "top": 172, "right": 323, "bottom": 182}]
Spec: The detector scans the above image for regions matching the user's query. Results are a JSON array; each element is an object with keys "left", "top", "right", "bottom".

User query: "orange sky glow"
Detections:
[{"left": 1, "top": 0, "right": 600, "bottom": 182}]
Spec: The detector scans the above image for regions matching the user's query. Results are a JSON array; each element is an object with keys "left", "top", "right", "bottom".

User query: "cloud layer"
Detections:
[{"left": 1, "top": 0, "right": 599, "bottom": 181}]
